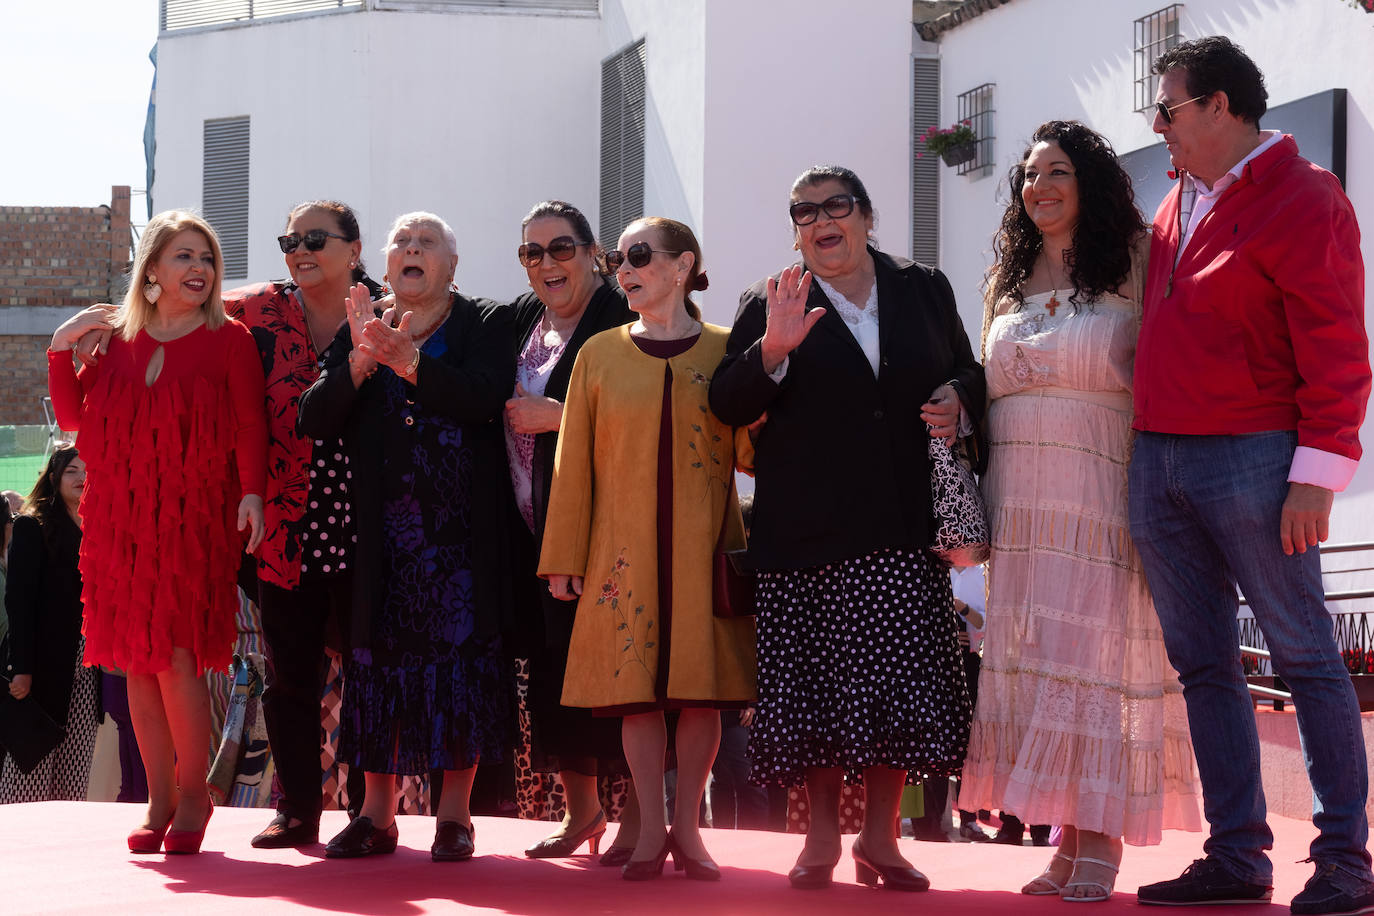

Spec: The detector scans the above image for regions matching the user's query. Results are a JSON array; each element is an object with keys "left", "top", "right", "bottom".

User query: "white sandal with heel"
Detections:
[
  {"left": 1022, "top": 852, "right": 1075, "bottom": 896},
  {"left": 1061, "top": 855, "right": 1120, "bottom": 903}
]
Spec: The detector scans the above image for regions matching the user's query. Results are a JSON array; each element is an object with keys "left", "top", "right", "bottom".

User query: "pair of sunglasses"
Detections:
[
  {"left": 517, "top": 236, "right": 590, "bottom": 268},
  {"left": 277, "top": 229, "right": 348, "bottom": 254},
  {"left": 605, "top": 241, "right": 683, "bottom": 271},
  {"left": 789, "top": 193, "right": 858, "bottom": 226},
  {"left": 1155, "top": 94, "right": 1207, "bottom": 125}
]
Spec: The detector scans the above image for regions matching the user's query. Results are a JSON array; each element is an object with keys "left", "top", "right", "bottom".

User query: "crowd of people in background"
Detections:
[{"left": 1, "top": 35, "right": 1371, "bottom": 915}]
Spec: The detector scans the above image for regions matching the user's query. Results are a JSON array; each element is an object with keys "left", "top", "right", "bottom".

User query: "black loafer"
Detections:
[
  {"left": 251, "top": 812, "right": 320, "bottom": 849},
  {"left": 1290, "top": 862, "right": 1374, "bottom": 916},
  {"left": 432, "top": 820, "right": 475, "bottom": 862},
  {"left": 1138, "top": 857, "right": 1273, "bottom": 906},
  {"left": 325, "top": 815, "right": 399, "bottom": 858}
]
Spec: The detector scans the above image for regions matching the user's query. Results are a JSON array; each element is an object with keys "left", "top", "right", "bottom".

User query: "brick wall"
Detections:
[{"left": 0, "top": 186, "right": 132, "bottom": 425}]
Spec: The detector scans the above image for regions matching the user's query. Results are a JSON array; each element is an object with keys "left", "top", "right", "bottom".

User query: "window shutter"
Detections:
[
  {"left": 600, "top": 38, "right": 647, "bottom": 247},
  {"left": 203, "top": 117, "right": 250, "bottom": 281},
  {"left": 912, "top": 56, "right": 940, "bottom": 266}
]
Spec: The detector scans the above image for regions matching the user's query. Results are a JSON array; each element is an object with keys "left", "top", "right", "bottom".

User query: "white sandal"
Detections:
[
  {"left": 1061, "top": 855, "right": 1120, "bottom": 903},
  {"left": 1022, "top": 852, "right": 1075, "bottom": 896}
]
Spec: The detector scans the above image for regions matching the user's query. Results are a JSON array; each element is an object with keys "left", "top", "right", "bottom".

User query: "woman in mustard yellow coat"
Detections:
[{"left": 540, "top": 217, "right": 755, "bottom": 883}]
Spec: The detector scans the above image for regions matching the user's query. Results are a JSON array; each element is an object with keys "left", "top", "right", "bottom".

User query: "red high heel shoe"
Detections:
[
  {"left": 128, "top": 808, "right": 176, "bottom": 854},
  {"left": 164, "top": 803, "right": 214, "bottom": 855}
]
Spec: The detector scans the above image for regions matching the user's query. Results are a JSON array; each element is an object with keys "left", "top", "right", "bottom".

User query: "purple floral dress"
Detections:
[{"left": 339, "top": 323, "right": 512, "bottom": 774}]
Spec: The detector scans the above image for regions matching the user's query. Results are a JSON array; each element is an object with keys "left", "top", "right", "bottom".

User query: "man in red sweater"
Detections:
[{"left": 1128, "top": 37, "right": 1373, "bottom": 916}]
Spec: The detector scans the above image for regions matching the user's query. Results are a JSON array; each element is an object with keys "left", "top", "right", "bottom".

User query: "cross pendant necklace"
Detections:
[{"left": 1042, "top": 246, "right": 1062, "bottom": 316}]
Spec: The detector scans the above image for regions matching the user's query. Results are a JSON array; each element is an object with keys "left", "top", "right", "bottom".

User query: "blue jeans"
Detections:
[{"left": 1128, "top": 431, "right": 1371, "bottom": 884}]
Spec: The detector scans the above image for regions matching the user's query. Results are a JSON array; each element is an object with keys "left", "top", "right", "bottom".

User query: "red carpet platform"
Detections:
[{"left": 0, "top": 802, "right": 1345, "bottom": 914}]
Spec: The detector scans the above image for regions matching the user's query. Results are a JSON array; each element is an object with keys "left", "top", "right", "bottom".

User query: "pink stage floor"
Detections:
[{"left": 0, "top": 802, "right": 1343, "bottom": 915}]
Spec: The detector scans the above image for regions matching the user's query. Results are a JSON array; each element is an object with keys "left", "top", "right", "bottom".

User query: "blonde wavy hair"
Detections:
[{"left": 115, "top": 210, "right": 228, "bottom": 341}]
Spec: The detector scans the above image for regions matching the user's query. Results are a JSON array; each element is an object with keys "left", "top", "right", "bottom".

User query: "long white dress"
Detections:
[{"left": 959, "top": 289, "right": 1200, "bottom": 845}]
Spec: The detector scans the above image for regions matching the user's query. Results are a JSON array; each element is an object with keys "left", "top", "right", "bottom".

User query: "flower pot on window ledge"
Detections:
[{"left": 940, "top": 142, "right": 977, "bottom": 168}]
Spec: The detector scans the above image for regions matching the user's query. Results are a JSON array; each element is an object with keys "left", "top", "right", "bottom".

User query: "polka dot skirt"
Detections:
[
  {"left": 299, "top": 438, "right": 355, "bottom": 576},
  {"left": 749, "top": 546, "right": 972, "bottom": 787}
]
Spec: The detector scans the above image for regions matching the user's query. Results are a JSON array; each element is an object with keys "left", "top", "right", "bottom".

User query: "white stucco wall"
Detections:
[
  {"left": 696, "top": 0, "right": 916, "bottom": 327},
  {"left": 933, "top": 0, "right": 1374, "bottom": 543},
  {"left": 154, "top": 6, "right": 603, "bottom": 299},
  {"left": 153, "top": 1, "right": 921, "bottom": 328}
]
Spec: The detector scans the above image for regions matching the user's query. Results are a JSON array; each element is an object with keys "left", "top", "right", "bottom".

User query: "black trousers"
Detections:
[{"left": 258, "top": 572, "right": 363, "bottom": 822}]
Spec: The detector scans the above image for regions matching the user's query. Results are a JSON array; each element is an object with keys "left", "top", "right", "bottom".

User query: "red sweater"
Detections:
[{"left": 1133, "top": 134, "right": 1370, "bottom": 464}]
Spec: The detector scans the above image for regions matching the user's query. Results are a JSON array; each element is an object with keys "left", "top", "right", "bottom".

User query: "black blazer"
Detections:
[
  {"left": 709, "top": 247, "right": 986, "bottom": 572},
  {"left": 506, "top": 282, "right": 633, "bottom": 654},
  {"left": 296, "top": 291, "right": 517, "bottom": 644},
  {"left": 3, "top": 512, "right": 93, "bottom": 725}
]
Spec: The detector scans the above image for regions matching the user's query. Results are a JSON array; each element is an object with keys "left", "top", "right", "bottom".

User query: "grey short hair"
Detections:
[{"left": 384, "top": 211, "right": 459, "bottom": 258}]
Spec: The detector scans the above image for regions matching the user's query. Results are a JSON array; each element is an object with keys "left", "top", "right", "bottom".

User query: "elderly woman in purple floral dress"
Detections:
[{"left": 297, "top": 212, "right": 517, "bottom": 863}]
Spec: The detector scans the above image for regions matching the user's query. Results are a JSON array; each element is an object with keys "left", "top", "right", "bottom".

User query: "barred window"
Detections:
[
  {"left": 203, "top": 117, "right": 250, "bottom": 281},
  {"left": 1134, "top": 5, "right": 1183, "bottom": 113},
  {"left": 599, "top": 38, "right": 647, "bottom": 248},
  {"left": 956, "top": 83, "right": 995, "bottom": 177}
]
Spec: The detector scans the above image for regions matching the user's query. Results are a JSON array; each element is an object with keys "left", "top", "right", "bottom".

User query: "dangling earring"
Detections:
[{"left": 144, "top": 274, "right": 162, "bottom": 304}]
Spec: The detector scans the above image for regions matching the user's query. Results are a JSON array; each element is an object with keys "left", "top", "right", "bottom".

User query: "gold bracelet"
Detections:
[
  {"left": 402, "top": 347, "right": 421, "bottom": 378},
  {"left": 348, "top": 349, "right": 378, "bottom": 379}
]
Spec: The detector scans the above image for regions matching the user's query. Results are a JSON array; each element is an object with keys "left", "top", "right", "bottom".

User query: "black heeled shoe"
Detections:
[
  {"left": 667, "top": 830, "right": 721, "bottom": 882},
  {"left": 621, "top": 836, "right": 671, "bottom": 881},
  {"left": 787, "top": 861, "right": 837, "bottom": 890},
  {"left": 525, "top": 811, "right": 606, "bottom": 858},
  {"left": 599, "top": 844, "right": 634, "bottom": 867},
  {"left": 431, "top": 820, "right": 475, "bottom": 862},
  {"left": 851, "top": 837, "right": 930, "bottom": 892},
  {"left": 325, "top": 815, "right": 399, "bottom": 858}
]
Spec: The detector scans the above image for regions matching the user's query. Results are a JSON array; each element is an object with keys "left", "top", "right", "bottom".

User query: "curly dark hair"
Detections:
[
  {"left": 23, "top": 444, "right": 80, "bottom": 554},
  {"left": 1154, "top": 35, "right": 1267, "bottom": 125},
  {"left": 985, "top": 121, "right": 1144, "bottom": 318}
]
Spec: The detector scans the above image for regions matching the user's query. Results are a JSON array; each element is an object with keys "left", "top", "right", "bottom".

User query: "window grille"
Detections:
[
  {"left": 1134, "top": 5, "right": 1183, "bottom": 113},
  {"left": 599, "top": 38, "right": 647, "bottom": 248},
  {"left": 911, "top": 57, "right": 940, "bottom": 266},
  {"left": 956, "top": 83, "right": 995, "bottom": 177},
  {"left": 203, "top": 117, "right": 250, "bottom": 281},
  {"left": 161, "top": 0, "right": 361, "bottom": 32}
]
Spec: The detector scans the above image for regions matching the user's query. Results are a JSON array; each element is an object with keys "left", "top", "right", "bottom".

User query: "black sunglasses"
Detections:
[
  {"left": 605, "top": 241, "right": 683, "bottom": 271},
  {"left": 277, "top": 229, "right": 349, "bottom": 254},
  {"left": 789, "top": 193, "right": 858, "bottom": 226},
  {"left": 517, "top": 236, "right": 589, "bottom": 268},
  {"left": 1155, "top": 94, "right": 1207, "bottom": 125}
]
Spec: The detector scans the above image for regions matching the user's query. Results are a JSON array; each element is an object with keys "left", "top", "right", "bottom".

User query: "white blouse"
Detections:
[{"left": 815, "top": 276, "right": 880, "bottom": 376}]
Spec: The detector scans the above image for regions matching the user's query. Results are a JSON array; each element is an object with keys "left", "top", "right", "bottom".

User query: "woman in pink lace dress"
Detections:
[{"left": 960, "top": 121, "right": 1199, "bottom": 903}]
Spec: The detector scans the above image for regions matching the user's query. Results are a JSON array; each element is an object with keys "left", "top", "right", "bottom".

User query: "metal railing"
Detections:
[
  {"left": 160, "top": 0, "right": 362, "bottom": 32},
  {"left": 1240, "top": 541, "right": 1374, "bottom": 710},
  {"left": 159, "top": 0, "right": 597, "bottom": 31}
]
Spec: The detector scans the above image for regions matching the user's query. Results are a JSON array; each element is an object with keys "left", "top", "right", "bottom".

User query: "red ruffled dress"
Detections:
[{"left": 47, "top": 320, "right": 267, "bottom": 676}]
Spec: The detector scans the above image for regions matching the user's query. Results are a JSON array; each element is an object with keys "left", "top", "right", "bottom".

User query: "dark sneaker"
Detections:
[
  {"left": 1137, "top": 857, "right": 1273, "bottom": 906},
  {"left": 1290, "top": 862, "right": 1374, "bottom": 916}
]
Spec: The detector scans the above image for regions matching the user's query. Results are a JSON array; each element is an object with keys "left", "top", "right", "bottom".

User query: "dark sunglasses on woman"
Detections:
[
  {"left": 605, "top": 241, "right": 683, "bottom": 271},
  {"left": 277, "top": 229, "right": 349, "bottom": 254},
  {"left": 517, "top": 236, "right": 589, "bottom": 268},
  {"left": 789, "top": 193, "right": 858, "bottom": 226}
]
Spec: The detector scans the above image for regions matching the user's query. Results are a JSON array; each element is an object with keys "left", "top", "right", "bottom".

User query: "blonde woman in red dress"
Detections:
[{"left": 48, "top": 210, "right": 267, "bottom": 854}]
